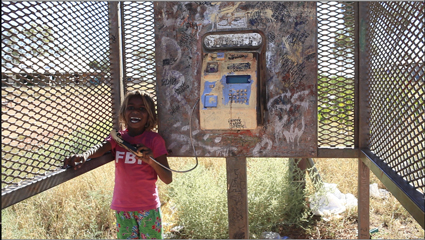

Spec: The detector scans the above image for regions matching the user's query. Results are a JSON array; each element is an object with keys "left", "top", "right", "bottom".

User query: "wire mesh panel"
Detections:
[
  {"left": 1, "top": 2, "right": 114, "bottom": 192},
  {"left": 366, "top": 2, "right": 424, "bottom": 193},
  {"left": 317, "top": 2, "right": 356, "bottom": 148},
  {"left": 121, "top": 2, "right": 157, "bottom": 99}
]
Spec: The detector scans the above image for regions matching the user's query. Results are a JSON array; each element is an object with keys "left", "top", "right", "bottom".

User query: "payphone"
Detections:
[{"left": 199, "top": 31, "right": 265, "bottom": 130}]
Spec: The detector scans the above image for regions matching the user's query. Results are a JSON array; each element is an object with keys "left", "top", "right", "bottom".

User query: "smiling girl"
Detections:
[{"left": 63, "top": 90, "right": 172, "bottom": 239}]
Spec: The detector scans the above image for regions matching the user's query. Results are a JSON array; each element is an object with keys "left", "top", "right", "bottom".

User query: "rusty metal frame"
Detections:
[
  {"left": 357, "top": 1, "right": 424, "bottom": 231},
  {"left": 110, "top": 1, "right": 125, "bottom": 129},
  {"left": 317, "top": 149, "right": 359, "bottom": 158},
  {"left": 1, "top": 154, "right": 114, "bottom": 209},
  {"left": 362, "top": 149, "right": 425, "bottom": 228},
  {"left": 1, "top": 3, "right": 423, "bottom": 237},
  {"left": 1, "top": 2, "right": 122, "bottom": 209},
  {"left": 357, "top": 2, "right": 371, "bottom": 237}
]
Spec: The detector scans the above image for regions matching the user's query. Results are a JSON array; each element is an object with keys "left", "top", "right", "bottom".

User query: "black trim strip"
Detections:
[{"left": 361, "top": 149, "right": 424, "bottom": 228}]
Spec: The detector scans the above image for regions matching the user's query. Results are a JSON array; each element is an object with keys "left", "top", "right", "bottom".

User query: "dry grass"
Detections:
[
  {"left": 2, "top": 158, "right": 424, "bottom": 239},
  {"left": 286, "top": 158, "right": 425, "bottom": 239},
  {"left": 2, "top": 162, "right": 116, "bottom": 239}
]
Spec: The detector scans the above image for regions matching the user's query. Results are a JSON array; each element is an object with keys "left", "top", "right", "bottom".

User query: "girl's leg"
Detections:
[
  {"left": 116, "top": 211, "right": 139, "bottom": 239},
  {"left": 135, "top": 208, "right": 163, "bottom": 239}
]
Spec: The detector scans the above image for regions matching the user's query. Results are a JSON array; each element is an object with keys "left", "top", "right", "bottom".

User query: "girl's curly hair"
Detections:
[{"left": 118, "top": 90, "right": 157, "bottom": 131}]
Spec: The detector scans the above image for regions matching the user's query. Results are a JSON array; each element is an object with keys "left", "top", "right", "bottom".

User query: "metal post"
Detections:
[
  {"left": 357, "top": 2, "right": 371, "bottom": 239},
  {"left": 358, "top": 159, "right": 370, "bottom": 239},
  {"left": 108, "top": 2, "right": 124, "bottom": 130},
  {"left": 290, "top": 158, "right": 308, "bottom": 191},
  {"left": 226, "top": 156, "right": 249, "bottom": 239}
]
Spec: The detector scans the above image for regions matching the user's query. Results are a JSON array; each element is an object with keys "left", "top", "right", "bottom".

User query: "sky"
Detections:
[
  {"left": 1, "top": 1, "right": 423, "bottom": 77},
  {"left": 1, "top": 1, "right": 110, "bottom": 73}
]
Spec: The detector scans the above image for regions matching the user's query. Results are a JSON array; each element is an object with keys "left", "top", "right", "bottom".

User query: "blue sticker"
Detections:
[
  {"left": 204, "top": 95, "right": 218, "bottom": 108},
  {"left": 217, "top": 52, "right": 225, "bottom": 60},
  {"left": 201, "top": 81, "right": 216, "bottom": 109}
]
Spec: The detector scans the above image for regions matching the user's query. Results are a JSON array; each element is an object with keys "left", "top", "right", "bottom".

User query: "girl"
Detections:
[{"left": 63, "top": 90, "right": 172, "bottom": 239}]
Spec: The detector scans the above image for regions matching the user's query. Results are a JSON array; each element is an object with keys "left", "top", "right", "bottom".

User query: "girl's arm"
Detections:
[
  {"left": 136, "top": 145, "right": 172, "bottom": 184},
  {"left": 63, "top": 141, "right": 112, "bottom": 170},
  {"left": 147, "top": 154, "right": 173, "bottom": 184}
]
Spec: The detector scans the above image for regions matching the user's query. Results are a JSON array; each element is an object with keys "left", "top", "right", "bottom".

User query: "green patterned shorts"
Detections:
[{"left": 116, "top": 208, "right": 162, "bottom": 239}]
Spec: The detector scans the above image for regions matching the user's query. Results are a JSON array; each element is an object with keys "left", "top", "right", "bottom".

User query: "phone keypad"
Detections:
[{"left": 229, "top": 89, "right": 248, "bottom": 104}]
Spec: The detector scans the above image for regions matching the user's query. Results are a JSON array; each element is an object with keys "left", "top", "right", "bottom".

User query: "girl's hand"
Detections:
[
  {"left": 62, "top": 154, "right": 86, "bottom": 170},
  {"left": 135, "top": 144, "right": 154, "bottom": 165},
  {"left": 135, "top": 144, "right": 172, "bottom": 184},
  {"left": 61, "top": 142, "right": 111, "bottom": 170}
]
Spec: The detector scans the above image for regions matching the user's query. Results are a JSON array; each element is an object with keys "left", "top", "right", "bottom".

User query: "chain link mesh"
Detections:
[
  {"left": 1, "top": 1, "right": 113, "bottom": 190},
  {"left": 317, "top": 2, "right": 356, "bottom": 148},
  {"left": 366, "top": 2, "right": 424, "bottom": 193}
]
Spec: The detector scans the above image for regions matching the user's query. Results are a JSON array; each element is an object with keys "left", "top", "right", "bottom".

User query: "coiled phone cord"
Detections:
[{"left": 148, "top": 98, "right": 200, "bottom": 173}]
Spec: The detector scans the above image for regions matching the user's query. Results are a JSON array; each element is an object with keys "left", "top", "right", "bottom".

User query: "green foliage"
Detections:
[
  {"left": 164, "top": 162, "right": 229, "bottom": 239},
  {"left": 2, "top": 158, "right": 424, "bottom": 239},
  {"left": 3, "top": 22, "right": 65, "bottom": 64},
  {"left": 247, "top": 159, "right": 311, "bottom": 238},
  {"left": 317, "top": 74, "right": 355, "bottom": 142},
  {"left": 162, "top": 158, "right": 313, "bottom": 239}
]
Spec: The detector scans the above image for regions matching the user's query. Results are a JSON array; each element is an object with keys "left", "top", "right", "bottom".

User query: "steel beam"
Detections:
[
  {"left": 361, "top": 150, "right": 425, "bottom": 229},
  {"left": 2, "top": 154, "right": 114, "bottom": 209},
  {"left": 317, "top": 148, "right": 359, "bottom": 158},
  {"left": 108, "top": 1, "right": 124, "bottom": 129}
]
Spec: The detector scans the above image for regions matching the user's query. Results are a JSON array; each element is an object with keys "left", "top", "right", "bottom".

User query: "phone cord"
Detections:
[{"left": 148, "top": 99, "right": 200, "bottom": 173}]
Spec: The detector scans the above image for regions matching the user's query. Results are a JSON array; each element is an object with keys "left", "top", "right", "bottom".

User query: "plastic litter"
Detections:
[
  {"left": 261, "top": 231, "right": 282, "bottom": 239},
  {"left": 170, "top": 225, "right": 184, "bottom": 233},
  {"left": 370, "top": 227, "right": 379, "bottom": 234},
  {"left": 370, "top": 183, "right": 390, "bottom": 199},
  {"left": 309, "top": 183, "right": 358, "bottom": 219}
]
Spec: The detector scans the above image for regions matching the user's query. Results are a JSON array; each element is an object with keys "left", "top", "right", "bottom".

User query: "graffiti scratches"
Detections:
[
  {"left": 228, "top": 118, "right": 245, "bottom": 129},
  {"left": 252, "top": 138, "right": 273, "bottom": 156},
  {"left": 267, "top": 90, "right": 309, "bottom": 148},
  {"left": 170, "top": 104, "right": 180, "bottom": 115},
  {"left": 227, "top": 62, "right": 251, "bottom": 71},
  {"left": 162, "top": 76, "right": 178, "bottom": 86},
  {"left": 175, "top": 82, "right": 189, "bottom": 94}
]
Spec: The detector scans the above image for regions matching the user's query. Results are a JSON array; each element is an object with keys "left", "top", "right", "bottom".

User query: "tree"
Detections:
[
  {"left": 88, "top": 57, "right": 109, "bottom": 71},
  {"left": 2, "top": 22, "right": 64, "bottom": 66}
]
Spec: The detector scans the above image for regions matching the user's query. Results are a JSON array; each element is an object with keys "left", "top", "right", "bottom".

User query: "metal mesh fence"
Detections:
[
  {"left": 1, "top": 1, "right": 423, "bottom": 215},
  {"left": 1, "top": 1, "right": 114, "bottom": 190},
  {"left": 122, "top": 2, "right": 157, "bottom": 98},
  {"left": 317, "top": 2, "right": 356, "bottom": 148},
  {"left": 120, "top": 2, "right": 157, "bottom": 132},
  {"left": 366, "top": 1, "right": 424, "bottom": 193}
]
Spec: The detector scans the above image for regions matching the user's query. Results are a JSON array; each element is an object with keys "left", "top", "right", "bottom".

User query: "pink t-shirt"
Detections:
[{"left": 106, "top": 129, "right": 168, "bottom": 211}]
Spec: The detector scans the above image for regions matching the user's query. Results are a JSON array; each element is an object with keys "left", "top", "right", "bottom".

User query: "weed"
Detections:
[
  {"left": 2, "top": 158, "right": 424, "bottom": 239},
  {"left": 159, "top": 159, "right": 228, "bottom": 239}
]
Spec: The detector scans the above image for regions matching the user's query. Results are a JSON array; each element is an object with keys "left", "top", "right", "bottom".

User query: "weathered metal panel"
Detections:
[{"left": 155, "top": 2, "right": 317, "bottom": 157}]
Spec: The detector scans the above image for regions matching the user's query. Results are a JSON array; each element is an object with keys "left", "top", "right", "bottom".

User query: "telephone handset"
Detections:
[{"left": 199, "top": 31, "right": 264, "bottom": 130}]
